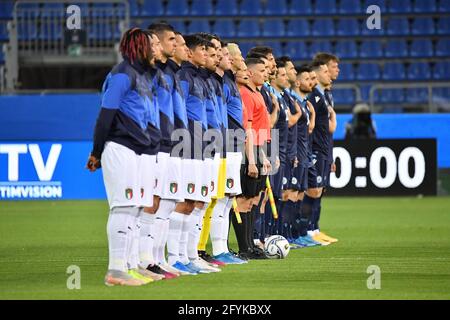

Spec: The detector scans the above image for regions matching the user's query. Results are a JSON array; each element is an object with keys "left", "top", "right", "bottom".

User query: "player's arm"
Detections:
[
  {"left": 307, "top": 100, "right": 316, "bottom": 134},
  {"left": 287, "top": 100, "right": 302, "bottom": 128},
  {"left": 269, "top": 93, "right": 279, "bottom": 128},
  {"left": 328, "top": 106, "right": 337, "bottom": 133}
]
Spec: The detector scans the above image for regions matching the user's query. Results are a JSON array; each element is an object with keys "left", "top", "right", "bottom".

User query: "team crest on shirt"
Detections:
[
  {"left": 317, "top": 176, "right": 323, "bottom": 184},
  {"left": 187, "top": 183, "right": 195, "bottom": 194},
  {"left": 291, "top": 177, "right": 298, "bottom": 185},
  {"left": 201, "top": 185, "right": 209, "bottom": 197},
  {"left": 282, "top": 177, "right": 288, "bottom": 185},
  {"left": 226, "top": 178, "right": 234, "bottom": 189},
  {"left": 125, "top": 188, "right": 133, "bottom": 200},
  {"left": 210, "top": 181, "right": 215, "bottom": 192},
  {"left": 315, "top": 96, "right": 321, "bottom": 103},
  {"left": 140, "top": 188, "right": 144, "bottom": 198},
  {"left": 170, "top": 182, "right": 178, "bottom": 194}
]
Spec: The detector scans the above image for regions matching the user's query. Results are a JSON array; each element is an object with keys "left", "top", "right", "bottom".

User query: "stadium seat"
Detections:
[
  {"left": 388, "top": 0, "right": 412, "bottom": 13},
  {"left": 433, "top": 88, "right": 450, "bottom": 101},
  {"left": 284, "top": 42, "right": 309, "bottom": 60},
  {"left": 405, "top": 88, "right": 428, "bottom": 103},
  {"left": 334, "top": 40, "right": 358, "bottom": 59},
  {"left": 384, "top": 40, "right": 408, "bottom": 58},
  {"left": 39, "top": 23, "right": 62, "bottom": 41},
  {"left": 360, "top": 85, "right": 372, "bottom": 101},
  {"left": 239, "top": 0, "right": 264, "bottom": 15},
  {"left": 314, "top": 0, "right": 337, "bottom": 14},
  {"left": 311, "top": 19, "right": 334, "bottom": 36},
  {"left": 212, "top": 20, "right": 236, "bottom": 38},
  {"left": 141, "top": 0, "right": 164, "bottom": 17},
  {"left": 265, "top": 41, "right": 283, "bottom": 57},
  {"left": 214, "top": 0, "right": 238, "bottom": 15},
  {"left": 386, "top": 18, "right": 410, "bottom": 36},
  {"left": 236, "top": 19, "right": 261, "bottom": 37},
  {"left": 410, "top": 40, "right": 434, "bottom": 58},
  {"left": 356, "top": 63, "right": 381, "bottom": 81},
  {"left": 286, "top": 19, "right": 310, "bottom": 37},
  {"left": 187, "top": 20, "right": 211, "bottom": 34},
  {"left": 413, "top": 0, "right": 436, "bottom": 12},
  {"left": 411, "top": 18, "right": 435, "bottom": 35},
  {"left": 0, "top": 50, "right": 4, "bottom": 64},
  {"left": 238, "top": 41, "right": 257, "bottom": 56},
  {"left": 289, "top": 0, "right": 313, "bottom": 14},
  {"left": 363, "top": 0, "right": 386, "bottom": 12},
  {"left": 382, "top": 63, "right": 406, "bottom": 80},
  {"left": 437, "top": 17, "right": 450, "bottom": 35},
  {"left": 379, "top": 89, "right": 405, "bottom": 104},
  {"left": 308, "top": 41, "right": 333, "bottom": 58},
  {"left": 265, "top": 0, "right": 288, "bottom": 15},
  {"left": 41, "top": 3, "right": 65, "bottom": 17},
  {"left": 407, "top": 62, "right": 431, "bottom": 80},
  {"left": 190, "top": 0, "right": 213, "bottom": 16},
  {"left": 439, "top": 0, "right": 450, "bottom": 11},
  {"left": 15, "top": 3, "right": 40, "bottom": 18},
  {"left": 0, "top": 22, "right": 8, "bottom": 41},
  {"left": 166, "top": 0, "right": 189, "bottom": 16},
  {"left": 337, "top": 63, "right": 355, "bottom": 81},
  {"left": 261, "top": 20, "right": 285, "bottom": 37},
  {"left": 0, "top": 1, "right": 14, "bottom": 19},
  {"left": 332, "top": 89, "right": 355, "bottom": 105},
  {"left": 338, "top": 0, "right": 362, "bottom": 14},
  {"left": 169, "top": 20, "right": 187, "bottom": 34},
  {"left": 359, "top": 40, "right": 383, "bottom": 58},
  {"left": 433, "top": 62, "right": 450, "bottom": 80},
  {"left": 436, "top": 39, "right": 450, "bottom": 57},
  {"left": 18, "top": 22, "right": 38, "bottom": 40},
  {"left": 336, "top": 19, "right": 360, "bottom": 36},
  {"left": 128, "top": 0, "right": 140, "bottom": 17}
]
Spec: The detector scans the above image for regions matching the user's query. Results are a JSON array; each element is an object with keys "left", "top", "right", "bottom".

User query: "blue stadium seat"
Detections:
[
  {"left": 360, "top": 85, "right": 371, "bottom": 101},
  {"left": 433, "top": 62, "right": 450, "bottom": 80},
  {"left": 309, "top": 41, "right": 333, "bottom": 58},
  {"left": 0, "top": 22, "right": 8, "bottom": 41},
  {"left": 405, "top": 89, "right": 428, "bottom": 103},
  {"left": 314, "top": 0, "right": 337, "bottom": 14},
  {"left": 379, "top": 89, "right": 405, "bottom": 104},
  {"left": 265, "top": 0, "right": 288, "bottom": 15},
  {"left": 212, "top": 20, "right": 236, "bottom": 38},
  {"left": 411, "top": 18, "right": 435, "bottom": 35},
  {"left": 284, "top": 42, "right": 309, "bottom": 60},
  {"left": 41, "top": 3, "right": 65, "bottom": 18},
  {"left": 0, "top": 1, "right": 14, "bottom": 19},
  {"left": 356, "top": 63, "right": 381, "bottom": 81},
  {"left": 333, "top": 89, "right": 355, "bottom": 105},
  {"left": 436, "top": 39, "right": 450, "bottom": 57},
  {"left": 261, "top": 20, "right": 285, "bottom": 37},
  {"left": 413, "top": 0, "right": 436, "bottom": 12},
  {"left": 239, "top": 42, "right": 258, "bottom": 57},
  {"left": 433, "top": 88, "right": 450, "bottom": 101},
  {"left": 289, "top": 0, "right": 313, "bottom": 14},
  {"left": 0, "top": 50, "right": 4, "bottom": 64},
  {"left": 388, "top": 0, "right": 412, "bottom": 13},
  {"left": 39, "top": 23, "right": 62, "bottom": 40},
  {"left": 336, "top": 63, "right": 355, "bottom": 81},
  {"left": 214, "top": 0, "right": 238, "bottom": 15},
  {"left": 410, "top": 40, "right": 434, "bottom": 58},
  {"left": 187, "top": 20, "right": 211, "bottom": 34},
  {"left": 437, "top": 17, "right": 450, "bottom": 35},
  {"left": 239, "top": 0, "right": 263, "bottom": 15},
  {"left": 383, "top": 63, "right": 406, "bottom": 80},
  {"left": 15, "top": 3, "right": 40, "bottom": 18},
  {"left": 363, "top": 0, "right": 386, "bottom": 12},
  {"left": 407, "top": 62, "right": 431, "bottom": 80},
  {"left": 439, "top": 0, "right": 450, "bottom": 11},
  {"left": 336, "top": 19, "right": 360, "bottom": 36},
  {"left": 311, "top": 19, "right": 334, "bottom": 36},
  {"left": 169, "top": 20, "right": 187, "bottom": 34},
  {"left": 141, "top": 0, "right": 164, "bottom": 17},
  {"left": 18, "top": 22, "right": 38, "bottom": 40},
  {"left": 166, "top": 0, "right": 189, "bottom": 16},
  {"left": 334, "top": 40, "right": 358, "bottom": 59},
  {"left": 128, "top": 0, "right": 140, "bottom": 17},
  {"left": 359, "top": 40, "right": 383, "bottom": 58},
  {"left": 384, "top": 40, "right": 408, "bottom": 58},
  {"left": 386, "top": 18, "right": 409, "bottom": 36},
  {"left": 286, "top": 19, "right": 310, "bottom": 37},
  {"left": 190, "top": 0, "right": 213, "bottom": 16},
  {"left": 265, "top": 41, "right": 283, "bottom": 57},
  {"left": 338, "top": 0, "right": 362, "bottom": 14},
  {"left": 236, "top": 19, "right": 260, "bottom": 37}
]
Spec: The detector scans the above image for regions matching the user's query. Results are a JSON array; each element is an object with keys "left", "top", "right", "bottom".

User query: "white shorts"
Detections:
[
  {"left": 154, "top": 152, "right": 184, "bottom": 201},
  {"left": 182, "top": 159, "right": 211, "bottom": 203},
  {"left": 101, "top": 141, "right": 156, "bottom": 209},
  {"left": 225, "top": 152, "right": 243, "bottom": 195},
  {"left": 207, "top": 154, "right": 221, "bottom": 198}
]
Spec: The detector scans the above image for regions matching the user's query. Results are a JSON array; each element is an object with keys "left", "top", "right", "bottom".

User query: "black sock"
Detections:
[
  {"left": 312, "top": 195, "right": 322, "bottom": 230},
  {"left": 232, "top": 209, "right": 249, "bottom": 253},
  {"left": 284, "top": 200, "right": 297, "bottom": 239},
  {"left": 301, "top": 195, "right": 315, "bottom": 237},
  {"left": 291, "top": 200, "right": 302, "bottom": 239},
  {"left": 247, "top": 207, "right": 255, "bottom": 250},
  {"left": 264, "top": 201, "right": 273, "bottom": 237}
]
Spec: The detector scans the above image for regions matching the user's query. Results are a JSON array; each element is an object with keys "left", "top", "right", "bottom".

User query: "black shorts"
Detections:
[
  {"left": 291, "top": 163, "right": 308, "bottom": 191},
  {"left": 240, "top": 152, "right": 266, "bottom": 198},
  {"left": 308, "top": 153, "right": 327, "bottom": 188}
]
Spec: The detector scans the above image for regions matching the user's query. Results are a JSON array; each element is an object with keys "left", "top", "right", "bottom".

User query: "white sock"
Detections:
[
  {"left": 138, "top": 211, "right": 155, "bottom": 268},
  {"left": 106, "top": 207, "right": 134, "bottom": 272},
  {"left": 167, "top": 211, "right": 185, "bottom": 266},
  {"left": 187, "top": 207, "right": 204, "bottom": 260},
  {"left": 220, "top": 197, "right": 233, "bottom": 254},
  {"left": 127, "top": 207, "right": 141, "bottom": 270},
  {"left": 211, "top": 198, "right": 228, "bottom": 256},
  {"left": 153, "top": 199, "right": 176, "bottom": 265},
  {"left": 178, "top": 213, "right": 192, "bottom": 265},
  {"left": 307, "top": 230, "right": 315, "bottom": 237}
]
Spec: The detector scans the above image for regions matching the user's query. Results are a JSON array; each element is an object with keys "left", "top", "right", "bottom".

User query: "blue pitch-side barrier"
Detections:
[{"left": 0, "top": 94, "right": 448, "bottom": 200}]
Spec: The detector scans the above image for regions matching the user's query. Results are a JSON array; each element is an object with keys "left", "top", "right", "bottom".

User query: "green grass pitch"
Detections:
[{"left": 1, "top": 197, "right": 449, "bottom": 300}]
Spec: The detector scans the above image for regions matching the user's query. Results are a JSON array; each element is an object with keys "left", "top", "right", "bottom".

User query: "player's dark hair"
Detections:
[
  {"left": 275, "top": 58, "right": 287, "bottom": 69},
  {"left": 278, "top": 56, "right": 292, "bottom": 64},
  {"left": 245, "top": 57, "right": 265, "bottom": 67},
  {"left": 183, "top": 34, "right": 208, "bottom": 50},
  {"left": 248, "top": 46, "right": 273, "bottom": 57},
  {"left": 147, "top": 22, "right": 175, "bottom": 35},
  {"left": 310, "top": 60, "right": 326, "bottom": 71},
  {"left": 220, "top": 40, "right": 228, "bottom": 47},
  {"left": 246, "top": 52, "right": 267, "bottom": 60},
  {"left": 296, "top": 64, "right": 312, "bottom": 75},
  {"left": 174, "top": 31, "right": 182, "bottom": 36},
  {"left": 119, "top": 27, "right": 153, "bottom": 65},
  {"left": 313, "top": 52, "right": 340, "bottom": 65}
]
